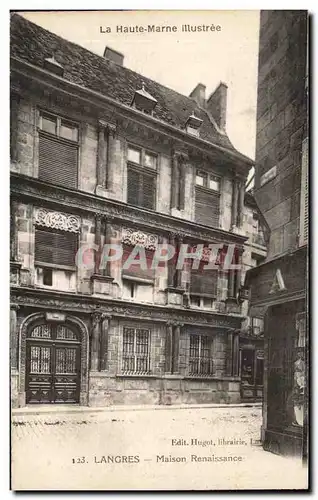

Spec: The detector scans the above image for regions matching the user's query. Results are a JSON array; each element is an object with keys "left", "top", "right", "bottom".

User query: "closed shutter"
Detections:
[
  {"left": 35, "top": 229, "right": 78, "bottom": 267},
  {"left": 142, "top": 172, "right": 155, "bottom": 209},
  {"left": 122, "top": 245, "right": 155, "bottom": 280},
  {"left": 195, "top": 187, "right": 220, "bottom": 227},
  {"left": 39, "top": 134, "right": 78, "bottom": 189},
  {"left": 127, "top": 167, "right": 156, "bottom": 210},
  {"left": 190, "top": 263, "right": 218, "bottom": 296},
  {"left": 127, "top": 168, "right": 140, "bottom": 206}
]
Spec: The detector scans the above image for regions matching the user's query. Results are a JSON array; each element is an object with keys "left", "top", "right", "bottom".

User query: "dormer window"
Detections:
[
  {"left": 185, "top": 113, "right": 203, "bottom": 136},
  {"left": 44, "top": 55, "right": 64, "bottom": 77},
  {"left": 131, "top": 82, "right": 157, "bottom": 115}
]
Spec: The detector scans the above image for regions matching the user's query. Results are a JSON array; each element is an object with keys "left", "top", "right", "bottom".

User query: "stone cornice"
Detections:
[
  {"left": 11, "top": 173, "right": 247, "bottom": 247},
  {"left": 10, "top": 286, "right": 243, "bottom": 330}
]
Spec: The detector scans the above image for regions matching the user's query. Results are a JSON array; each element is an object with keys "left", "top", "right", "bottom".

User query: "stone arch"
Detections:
[{"left": 18, "top": 312, "right": 89, "bottom": 407}]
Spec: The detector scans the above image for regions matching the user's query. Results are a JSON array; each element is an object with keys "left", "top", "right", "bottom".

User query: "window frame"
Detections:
[
  {"left": 126, "top": 143, "right": 158, "bottom": 210},
  {"left": 195, "top": 169, "right": 221, "bottom": 193},
  {"left": 121, "top": 326, "right": 151, "bottom": 375},
  {"left": 34, "top": 227, "right": 78, "bottom": 271},
  {"left": 189, "top": 333, "right": 213, "bottom": 377},
  {"left": 38, "top": 110, "right": 79, "bottom": 144}
]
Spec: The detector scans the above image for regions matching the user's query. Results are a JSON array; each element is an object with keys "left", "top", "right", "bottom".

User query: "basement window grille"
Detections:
[
  {"left": 189, "top": 334, "right": 213, "bottom": 376},
  {"left": 122, "top": 327, "right": 151, "bottom": 374}
]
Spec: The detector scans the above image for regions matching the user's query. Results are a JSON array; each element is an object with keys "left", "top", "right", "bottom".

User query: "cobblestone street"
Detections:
[{"left": 11, "top": 405, "right": 307, "bottom": 490}]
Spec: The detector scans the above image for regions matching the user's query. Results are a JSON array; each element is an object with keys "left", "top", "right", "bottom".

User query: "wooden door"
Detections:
[{"left": 26, "top": 323, "right": 80, "bottom": 404}]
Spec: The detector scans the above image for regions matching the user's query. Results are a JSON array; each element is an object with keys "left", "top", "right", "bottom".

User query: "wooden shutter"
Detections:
[
  {"left": 39, "top": 134, "right": 78, "bottom": 189},
  {"left": 127, "top": 168, "right": 140, "bottom": 206},
  {"left": 299, "top": 137, "right": 308, "bottom": 246},
  {"left": 195, "top": 187, "right": 220, "bottom": 227},
  {"left": 190, "top": 262, "right": 218, "bottom": 297},
  {"left": 35, "top": 229, "right": 77, "bottom": 267},
  {"left": 122, "top": 246, "right": 155, "bottom": 280},
  {"left": 142, "top": 172, "right": 155, "bottom": 210}
]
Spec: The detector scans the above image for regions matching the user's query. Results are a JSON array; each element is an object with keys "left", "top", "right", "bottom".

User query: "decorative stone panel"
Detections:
[
  {"left": 121, "top": 227, "right": 158, "bottom": 250},
  {"left": 34, "top": 208, "right": 81, "bottom": 233}
]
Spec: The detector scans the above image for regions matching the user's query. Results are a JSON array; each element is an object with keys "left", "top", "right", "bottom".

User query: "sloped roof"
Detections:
[{"left": 10, "top": 13, "right": 240, "bottom": 154}]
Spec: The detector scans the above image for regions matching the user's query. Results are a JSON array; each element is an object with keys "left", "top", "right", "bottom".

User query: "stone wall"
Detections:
[
  {"left": 88, "top": 321, "right": 239, "bottom": 407},
  {"left": 11, "top": 90, "right": 236, "bottom": 230},
  {"left": 254, "top": 11, "right": 307, "bottom": 259}
]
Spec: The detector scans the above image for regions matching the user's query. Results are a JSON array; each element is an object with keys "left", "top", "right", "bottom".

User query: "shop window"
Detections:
[
  {"left": 291, "top": 314, "right": 306, "bottom": 427},
  {"left": 189, "top": 334, "right": 213, "bottom": 376},
  {"left": 122, "top": 327, "right": 151, "bottom": 374}
]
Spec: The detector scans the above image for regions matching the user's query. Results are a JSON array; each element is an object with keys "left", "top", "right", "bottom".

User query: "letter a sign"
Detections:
[{"left": 269, "top": 269, "right": 286, "bottom": 294}]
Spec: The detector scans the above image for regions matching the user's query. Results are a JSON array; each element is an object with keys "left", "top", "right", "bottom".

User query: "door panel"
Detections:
[
  {"left": 26, "top": 344, "right": 53, "bottom": 404},
  {"left": 53, "top": 345, "right": 80, "bottom": 403}
]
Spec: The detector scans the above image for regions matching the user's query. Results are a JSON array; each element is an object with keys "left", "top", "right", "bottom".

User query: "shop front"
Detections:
[{"left": 245, "top": 246, "right": 307, "bottom": 458}]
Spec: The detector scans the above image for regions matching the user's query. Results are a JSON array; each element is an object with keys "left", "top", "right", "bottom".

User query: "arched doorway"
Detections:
[{"left": 20, "top": 313, "right": 89, "bottom": 406}]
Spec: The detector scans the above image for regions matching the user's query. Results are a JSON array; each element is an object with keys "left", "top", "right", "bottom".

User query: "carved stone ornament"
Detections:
[
  {"left": 121, "top": 228, "right": 158, "bottom": 250},
  {"left": 34, "top": 208, "right": 81, "bottom": 233}
]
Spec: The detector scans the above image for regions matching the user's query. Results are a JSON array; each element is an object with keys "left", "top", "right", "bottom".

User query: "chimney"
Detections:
[
  {"left": 207, "top": 82, "right": 228, "bottom": 130},
  {"left": 189, "top": 83, "right": 206, "bottom": 108},
  {"left": 103, "top": 47, "right": 124, "bottom": 66}
]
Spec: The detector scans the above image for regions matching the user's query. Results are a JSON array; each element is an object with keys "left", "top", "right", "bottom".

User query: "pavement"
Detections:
[{"left": 11, "top": 405, "right": 308, "bottom": 491}]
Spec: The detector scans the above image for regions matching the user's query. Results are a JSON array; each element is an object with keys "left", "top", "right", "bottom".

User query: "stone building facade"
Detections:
[
  {"left": 10, "top": 14, "right": 254, "bottom": 408},
  {"left": 246, "top": 11, "right": 308, "bottom": 457},
  {"left": 239, "top": 191, "right": 268, "bottom": 402}
]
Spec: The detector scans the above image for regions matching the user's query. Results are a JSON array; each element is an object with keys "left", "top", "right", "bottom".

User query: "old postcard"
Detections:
[{"left": 10, "top": 9, "right": 309, "bottom": 490}]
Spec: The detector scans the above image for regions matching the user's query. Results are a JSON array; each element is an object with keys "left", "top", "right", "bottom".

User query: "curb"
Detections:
[{"left": 12, "top": 402, "right": 262, "bottom": 417}]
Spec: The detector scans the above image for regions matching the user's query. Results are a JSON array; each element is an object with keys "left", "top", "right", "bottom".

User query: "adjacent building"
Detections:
[
  {"left": 239, "top": 190, "right": 268, "bottom": 402},
  {"left": 246, "top": 10, "right": 308, "bottom": 457},
  {"left": 10, "top": 13, "right": 254, "bottom": 408}
]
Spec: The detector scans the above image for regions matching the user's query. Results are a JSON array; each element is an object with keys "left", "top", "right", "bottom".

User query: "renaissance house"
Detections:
[{"left": 10, "top": 13, "right": 254, "bottom": 407}]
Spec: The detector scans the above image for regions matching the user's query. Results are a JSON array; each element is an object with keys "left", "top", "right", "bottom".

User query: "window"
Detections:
[
  {"left": 195, "top": 170, "right": 207, "bottom": 187},
  {"left": 190, "top": 296, "right": 213, "bottom": 309},
  {"left": 127, "top": 145, "right": 157, "bottom": 210},
  {"left": 190, "top": 296, "right": 201, "bottom": 308},
  {"left": 252, "top": 317, "right": 264, "bottom": 336},
  {"left": 195, "top": 170, "right": 220, "bottom": 227},
  {"left": 43, "top": 268, "right": 53, "bottom": 286},
  {"left": 189, "top": 334, "right": 213, "bottom": 376},
  {"left": 38, "top": 111, "right": 79, "bottom": 189},
  {"left": 190, "top": 251, "right": 218, "bottom": 298},
  {"left": 122, "top": 327, "right": 151, "bottom": 374},
  {"left": 127, "top": 146, "right": 141, "bottom": 165},
  {"left": 35, "top": 228, "right": 78, "bottom": 268},
  {"left": 122, "top": 245, "right": 155, "bottom": 281},
  {"left": 122, "top": 279, "right": 154, "bottom": 303},
  {"left": 195, "top": 170, "right": 220, "bottom": 192}
]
